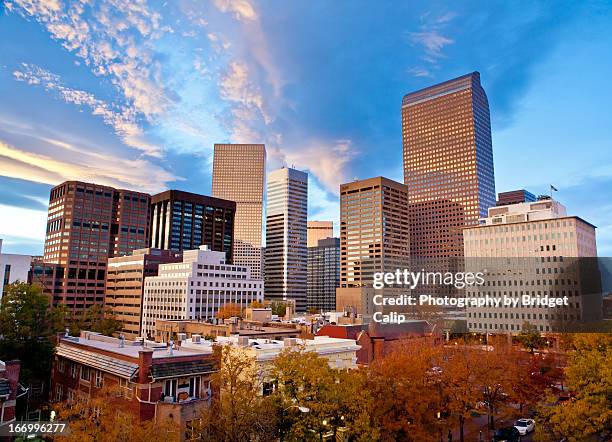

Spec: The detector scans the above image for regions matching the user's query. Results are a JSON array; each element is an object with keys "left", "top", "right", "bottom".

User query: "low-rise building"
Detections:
[
  {"left": 0, "top": 359, "right": 22, "bottom": 427},
  {"left": 141, "top": 246, "right": 264, "bottom": 339},
  {"left": 51, "top": 331, "right": 217, "bottom": 439},
  {"left": 317, "top": 320, "right": 440, "bottom": 365},
  {"left": 105, "top": 248, "right": 183, "bottom": 339},
  {"left": 153, "top": 318, "right": 300, "bottom": 343},
  {"left": 0, "top": 239, "right": 33, "bottom": 299},
  {"left": 180, "top": 335, "right": 361, "bottom": 395}
]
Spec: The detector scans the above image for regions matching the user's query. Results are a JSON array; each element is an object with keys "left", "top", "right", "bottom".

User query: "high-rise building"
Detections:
[
  {"left": 496, "top": 189, "right": 537, "bottom": 206},
  {"left": 105, "top": 248, "right": 182, "bottom": 339},
  {"left": 149, "top": 190, "right": 235, "bottom": 261},
  {"left": 307, "top": 221, "right": 334, "bottom": 247},
  {"left": 264, "top": 167, "right": 308, "bottom": 311},
  {"left": 307, "top": 237, "right": 340, "bottom": 312},
  {"left": 335, "top": 177, "right": 410, "bottom": 316},
  {"left": 31, "top": 181, "right": 150, "bottom": 312},
  {"left": 212, "top": 144, "right": 266, "bottom": 279},
  {"left": 141, "top": 246, "right": 264, "bottom": 338},
  {"left": 0, "top": 239, "right": 33, "bottom": 300},
  {"left": 463, "top": 197, "right": 602, "bottom": 334},
  {"left": 402, "top": 72, "right": 495, "bottom": 260}
]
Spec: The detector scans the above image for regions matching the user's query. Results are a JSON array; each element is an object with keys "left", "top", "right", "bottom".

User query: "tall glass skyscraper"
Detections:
[
  {"left": 402, "top": 72, "right": 495, "bottom": 260},
  {"left": 212, "top": 144, "right": 266, "bottom": 279},
  {"left": 264, "top": 167, "right": 308, "bottom": 311}
]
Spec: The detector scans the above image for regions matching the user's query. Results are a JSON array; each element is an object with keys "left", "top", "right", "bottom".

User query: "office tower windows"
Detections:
[
  {"left": 307, "top": 237, "right": 340, "bottom": 312},
  {"left": 150, "top": 190, "right": 235, "bottom": 261},
  {"left": 265, "top": 167, "right": 308, "bottom": 311},
  {"left": 212, "top": 144, "right": 266, "bottom": 279},
  {"left": 307, "top": 221, "right": 334, "bottom": 247}
]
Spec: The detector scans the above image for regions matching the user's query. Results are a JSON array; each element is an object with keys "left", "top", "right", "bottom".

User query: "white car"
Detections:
[{"left": 513, "top": 418, "right": 535, "bottom": 435}]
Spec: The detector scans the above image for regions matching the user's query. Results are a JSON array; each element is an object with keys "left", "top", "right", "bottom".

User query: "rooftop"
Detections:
[{"left": 61, "top": 331, "right": 207, "bottom": 359}]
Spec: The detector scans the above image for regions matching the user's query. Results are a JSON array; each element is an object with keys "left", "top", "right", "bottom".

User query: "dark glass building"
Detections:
[
  {"left": 149, "top": 190, "right": 235, "bottom": 261},
  {"left": 307, "top": 237, "right": 340, "bottom": 312}
]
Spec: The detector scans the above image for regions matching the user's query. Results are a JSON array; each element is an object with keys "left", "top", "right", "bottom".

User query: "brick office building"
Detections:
[{"left": 31, "top": 181, "right": 151, "bottom": 312}]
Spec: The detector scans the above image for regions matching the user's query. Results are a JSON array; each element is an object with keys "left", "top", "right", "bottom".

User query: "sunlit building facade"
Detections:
[
  {"left": 212, "top": 144, "right": 266, "bottom": 279},
  {"left": 264, "top": 167, "right": 308, "bottom": 311},
  {"left": 402, "top": 72, "right": 495, "bottom": 259}
]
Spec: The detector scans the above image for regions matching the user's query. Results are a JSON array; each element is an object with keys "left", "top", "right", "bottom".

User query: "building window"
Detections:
[
  {"left": 55, "top": 384, "right": 63, "bottom": 402},
  {"left": 80, "top": 366, "right": 90, "bottom": 382},
  {"left": 95, "top": 370, "right": 103, "bottom": 388},
  {"left": 70, "top": 363, "right": 78, "bottom": 378},
  {"left": 119, "top": 378, "right": 133, "bottom": 399},
  {"left": 164, "top": 379, "right": 177, "bottom": 400},
  {"left": 67, "top": 389, "right": 75, "bottom": 405},
  {"left": 58, "top": 358, "right": 65, "bottom": 373},
  {"left": 189, "top": 376, "right": 200, "bottom": 398}
]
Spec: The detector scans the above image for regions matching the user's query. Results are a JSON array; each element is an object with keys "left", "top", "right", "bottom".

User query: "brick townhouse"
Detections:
[
  {"left": 0, "top": 359, "right": 22, "bottom": 427},
  {"left": 51, "top": 331, "right": 217, "bottom": 439}
]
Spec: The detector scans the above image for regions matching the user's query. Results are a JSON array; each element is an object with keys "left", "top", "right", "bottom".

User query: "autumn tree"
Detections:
[
  {"left": 270, "top": 346, "right": 375, "bottom": 441},
  {"left": 192, "top": 345, "right": 276, "bottom": 441},
  {"left": 534, "top": 333, "right": 612, "bottom": 441},
  {"left": 217, "top": 303, "right": 244, "bottom": 320},
  {"left": 54, "top": 386, "right": 178, "bottom": 442},
  {"left": 270, "top": 301, "right": 287, "bottom": 318},
  {"left": 365, "top": 340, "right": 447, "bottom": 441},
  {"left": 440, "top": 346, "right": 482, "bottom": 442}
]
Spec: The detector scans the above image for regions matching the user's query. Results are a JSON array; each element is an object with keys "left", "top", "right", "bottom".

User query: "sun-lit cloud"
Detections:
[
  {"left": 13, "top": 63, "right": 160, "bottom": 156},
  {"left": 407, "top": 11, "right": 456, "bottom": 76},
  {"left": 212, "top": 0, "right": 257, "bottom": 22},
  {"left": 0, "top": 138, "right": 177, "bottom": 193}
]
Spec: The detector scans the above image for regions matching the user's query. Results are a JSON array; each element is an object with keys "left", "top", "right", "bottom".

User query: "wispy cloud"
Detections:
[
  {"left": 7, "top": 0, "right": 173, "bottom": 133},
  {"left": 407, "top": 11, "right": 456, "bottom": 77},
  {"left": 212, "top": 0, "right": 257, "bottom": 22},
  {"left": 13, "top": 63, "right": 161, "bottom": 156},
  {"left": 0, "top": 137, "right": 177, "bottom": 193}
]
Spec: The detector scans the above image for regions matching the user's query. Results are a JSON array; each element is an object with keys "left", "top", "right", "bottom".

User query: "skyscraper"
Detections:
[
  {"left": 335, "top": 177, "right": 410, "bottom": 316},
  {"left": 307, "top": 221, "right": 334, "bottom": 247},
  {"left": 31, "top": 181, "right": 150, "bottom": 311},
  {"left": 149, "top": 190, "right": 235, "bottom": 261},
  {"left": 212, "top": 144, "right": 266, "bottom": 279},
  {"left": 307, "top": 237, "right": 340, "bottom": 312},
  {"left": 264, "top": 167, "right": 308, "bottom": 311},
  {"left": 402, "top": 72, "right": 495, "bottom": 259}
]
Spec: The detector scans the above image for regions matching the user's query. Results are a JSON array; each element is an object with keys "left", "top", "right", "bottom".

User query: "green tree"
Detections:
[
  {"left": 534, "top": 334, "right": 612, "bottom": 441},
  {"left": 271, "top": 301, "right": 286, "bottom": 318},
  {"left": 516, "top": 322, "right": 547, "bottom": 353},
  {"left": 0, "top": 282, "right": 55, "bottom": 386}
]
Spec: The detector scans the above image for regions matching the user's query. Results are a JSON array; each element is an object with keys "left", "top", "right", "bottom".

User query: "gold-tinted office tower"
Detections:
[
  {"left": 307, "top": 221, "right": 334, "bottom": 247},
  {"left": 212, "top": 144, "right": 266, "bottom": 279},
  {"left": 402, "top": 72, "right": 495, "bottom": 259},
  {"left": 335, "top": 177, "right": 410, "bottom": 316}
]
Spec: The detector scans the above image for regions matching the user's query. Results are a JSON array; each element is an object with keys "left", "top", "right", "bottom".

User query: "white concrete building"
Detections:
[
  {"left": 265, "top": 167, "right": 308, "bottom": 312},
  {"left": 180, "top": 334, "right": 360, "bottom": 394},
  {"left": 463, "top": 197, "right": 601, "bottom": 334},
  {"left": 141, "top": 246, "right": 264, "bottom": 338},
  {"left": 0, "top": 239, "right": 33, "bottom": 299}
]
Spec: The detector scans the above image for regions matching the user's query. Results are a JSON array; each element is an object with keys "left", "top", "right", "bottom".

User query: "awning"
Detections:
[{"left": 56, "top": 345, "right": 139, "bottom": 380}]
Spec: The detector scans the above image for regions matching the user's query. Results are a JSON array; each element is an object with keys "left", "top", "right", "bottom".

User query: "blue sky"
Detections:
[{"left": 0, "top": 0, "right": 611, "bottom": 255}]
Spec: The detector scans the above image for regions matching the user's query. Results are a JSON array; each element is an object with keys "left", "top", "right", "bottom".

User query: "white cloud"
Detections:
[
  {"left": 13, "top": 63, "right": 161, "bottom": 156},
  {"left": 0, "top": 138, "right": 177, "bottom": 193},
  {"left": 212, "top": 0, "right": 257, "bottom": 22},
  {"left": 0, "top": 204, "right": 47, "bottom": 242},
  {"left": 409, "top": 31, "right": 454, "bottom": 61}
]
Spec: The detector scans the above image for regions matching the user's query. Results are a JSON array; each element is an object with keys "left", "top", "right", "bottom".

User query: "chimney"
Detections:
[
  {"left": 138, "top": 349, "right": 154, "bottom": 384},
  {"left": 237, "top": 336, "right": 249, "bottom": 347}
]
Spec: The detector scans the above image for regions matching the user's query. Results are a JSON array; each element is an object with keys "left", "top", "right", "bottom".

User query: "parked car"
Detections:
[
  {"left": 491, "top": 426, "right": 521, "bottom": 442},
  {"left": 514, "top": 418, "right": 535, "bottom": 435}
]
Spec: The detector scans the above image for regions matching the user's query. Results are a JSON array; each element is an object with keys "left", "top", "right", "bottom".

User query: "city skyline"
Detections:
[{"left": 1, "top": 1, "right": 612, "bottom": 255}]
